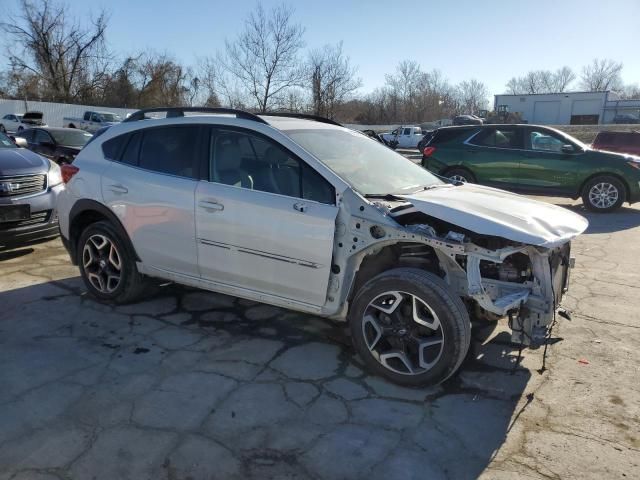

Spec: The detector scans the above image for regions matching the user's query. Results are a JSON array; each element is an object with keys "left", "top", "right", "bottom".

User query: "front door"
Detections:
[
  {"left": 195, "top": 127, "right": 338, "bottom": 307},
  {"left": 464, "top": 126, "right": 524, "bottom": 188},
  {"left": 516, "top": 127, "right": 580, "bottom": 195},
  {"left": 100, "top": 125, "right": 201, "bottom": 277}
]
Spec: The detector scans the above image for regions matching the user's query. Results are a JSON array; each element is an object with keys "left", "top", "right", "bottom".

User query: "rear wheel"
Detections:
[
  {"left": 581, "top": 175, "right": 625, "bottom": 212},
  {"left": 445, "top": 167, "right": 475, "bottom": 184},
  {"left": 77, "top": 221, "right": 149, "bottom": 303},
  {"left": 349, "top": 268, "right": 471, "bottom": 386}
]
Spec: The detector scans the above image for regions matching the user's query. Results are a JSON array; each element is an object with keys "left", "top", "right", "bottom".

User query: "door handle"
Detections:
[
  {"left": 199, "top": 200, "right": 224, "bottom": 212},
  {"left": 108, "top": 184, "right": 128, "bottom": 194},
  {"left": 293, "top": 202, "right": 307, "bottom": 213}
]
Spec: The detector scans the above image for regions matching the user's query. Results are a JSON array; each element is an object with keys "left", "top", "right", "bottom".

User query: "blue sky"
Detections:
[{"left": 3, "top": 0, "right": 639, "bottom": 97}]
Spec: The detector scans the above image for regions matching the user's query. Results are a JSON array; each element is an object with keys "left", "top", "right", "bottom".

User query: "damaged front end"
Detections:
[
  {"left": 330, "top": 184, "right": 587, "bottom": 348},
  {"left": 397, "top": 213, "right": 574, "bottom": 346}
]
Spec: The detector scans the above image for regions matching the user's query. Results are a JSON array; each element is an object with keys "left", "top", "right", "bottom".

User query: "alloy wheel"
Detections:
[
  {"left": 82, "top": 234, "right": 122, "bottom": 293},
  {"left": 588, "top": 182, "right": 619, "bottom": 209},
  {"left": 362, "top": 291, "right": 445, "bottom": 375},
  {"left": 449, "top": 174, "right": 468, "bottom": 183}
]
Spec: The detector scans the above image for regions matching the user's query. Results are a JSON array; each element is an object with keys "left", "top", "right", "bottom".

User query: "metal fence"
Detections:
[{"left": 0, "top": 98, "right": 137, "bottom": 128}]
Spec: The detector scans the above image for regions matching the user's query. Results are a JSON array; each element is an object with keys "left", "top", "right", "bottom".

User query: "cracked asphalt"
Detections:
[{"left": 0, "top": 197, "right": 639, "bottom": 480}]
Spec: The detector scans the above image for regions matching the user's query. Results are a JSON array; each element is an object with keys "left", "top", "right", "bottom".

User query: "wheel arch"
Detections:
[
  {"left": 345, "top": 241, "right": 445, "bottom": 308},
  {"left": 440, "top": 165, "right": 476, "bottom": 181},
  {"left": 577, "top": 171, "right": 630, "bottom": 201},
  {"left": 68, "top": 199, "right": 140, "bottom": 265}
]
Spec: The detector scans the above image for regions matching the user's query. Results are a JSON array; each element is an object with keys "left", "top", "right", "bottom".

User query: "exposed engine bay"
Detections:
[{"left": 326, "top": 187, "right": 581, "bottom": 347}]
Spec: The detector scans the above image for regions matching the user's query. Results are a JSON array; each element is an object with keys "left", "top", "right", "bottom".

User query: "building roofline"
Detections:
[{"left": 495, "top": 91, "right": 610, "bottom": 97}]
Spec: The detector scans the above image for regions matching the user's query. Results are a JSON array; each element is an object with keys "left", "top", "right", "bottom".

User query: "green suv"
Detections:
[{"left": 422, "top": 124, "right": 640, "bottom": 212}]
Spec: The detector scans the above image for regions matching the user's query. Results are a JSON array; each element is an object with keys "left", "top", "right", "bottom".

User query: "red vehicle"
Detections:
[{"left": 592, "top": 130, "right": 640, "bottom": 156}]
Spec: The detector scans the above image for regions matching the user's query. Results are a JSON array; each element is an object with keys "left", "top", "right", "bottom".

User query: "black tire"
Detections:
[
  {"left": 68, "top": 124, "right": 76, "bottom": 128},
  {"left": 349, "top": 268, "right": 471, "bottom": 387},
  {"left": 17, "top": 126, "right": 23, "bottom": 132},
  {"left": 581, "top": 175, "right": 626, "bottom": 212},
  {"left": 77, "top": 220, "right": 149, "bottom": 304},
  {"left": 445, "top": 167, "right": 475, "bottom": 184},
  {"left": 0, "top": 125, "right": 5, "bottom": 133}
]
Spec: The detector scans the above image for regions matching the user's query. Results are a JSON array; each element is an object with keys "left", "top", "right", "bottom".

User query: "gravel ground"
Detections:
[{"left": 0, "top": 197, "right": 638, "bottom": 480}]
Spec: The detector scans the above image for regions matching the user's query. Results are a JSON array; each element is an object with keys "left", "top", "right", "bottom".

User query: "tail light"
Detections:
[
  {"left": 61, "top": 164, "right": 79, "bottom": 184},
  {"left": 423, "top": 146, "right": 436, "bottom": 157}
]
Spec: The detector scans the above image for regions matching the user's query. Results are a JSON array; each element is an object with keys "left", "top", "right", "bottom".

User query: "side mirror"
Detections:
[
  {"left": 561, "top": 144, "right": 576, "bottom": 154},
  {"left": 13, "top": 137, "right": 27, "bottom": 148}
]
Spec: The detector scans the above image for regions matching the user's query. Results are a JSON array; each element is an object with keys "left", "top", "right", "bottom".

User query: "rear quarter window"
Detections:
[{"left": 102, "top": 135, "right": 127, "bottom": 159}]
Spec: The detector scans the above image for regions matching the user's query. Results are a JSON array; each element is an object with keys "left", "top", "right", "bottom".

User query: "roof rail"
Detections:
[
  {"left": 264, "top": 112, "right": 343, "bottom": 127},
  {"left": 123, "top": 107, "right": 269, "bottom": 124}
]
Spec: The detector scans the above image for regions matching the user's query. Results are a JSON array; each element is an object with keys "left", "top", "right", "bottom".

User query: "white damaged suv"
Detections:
[{"left": 57, "top": 108, "right": 588, "bottom": 386}]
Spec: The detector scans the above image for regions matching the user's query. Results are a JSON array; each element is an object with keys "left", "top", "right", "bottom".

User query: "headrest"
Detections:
[
  {"left": 216, "top": 141, "right": 242, "bottom": 171},
  {"left": 265, "top": 146, "right": 289, "bottom": 166}
]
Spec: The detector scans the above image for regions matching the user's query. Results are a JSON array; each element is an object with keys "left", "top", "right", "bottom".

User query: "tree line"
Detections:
[{"left": 0, "top": 0, "right": 637, "bottom": 125}]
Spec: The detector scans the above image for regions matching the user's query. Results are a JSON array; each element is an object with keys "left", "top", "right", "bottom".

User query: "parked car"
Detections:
[
  {"left": 612, "top": 114, "right": 639, "bottom": 124},
  {"left": 0, "top": 111, "right": 47, "bottom": 133},
  {"left": 453, "top": 115, "right": 483, "bottom": 126},
  {"left": 56, "top": 107, "right": 587, "bottom": 386},
  {"left": 0, "top": 130, "right": 63, "bottom": 247},
  {"left": 63, "top": 110, "right": 123, "bottom": 133},
  {"left": 592, "top": 130, "right": 640, "bottom": 156},
  {"left": 381, "top": 126, "right": 423, "bottom": 148},
  {"left": 18, "top": 127, "right": 93, "bottom": 164},
  {"left": 417, "top": 130, "right": 435, "bottom": 152},
  {"left": 421, "top": 124, "right": 640, "bottom": 212}
]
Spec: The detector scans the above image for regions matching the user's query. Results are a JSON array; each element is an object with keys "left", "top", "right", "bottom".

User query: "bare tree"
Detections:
[
  {"left": 581, "top": 58, "right": 623, "bottom": 91},
  {"left": 619, "top": 84, "right": 640, "bottom": 100},
  {"left": 1, "top": 0, "right": 110, "bottom": 102},
  {"left": 307, "top": 41, "right": 361, "bottom": 118},
  {"left": 455, "top": 79, "right": 489, "bottom": 114},
  {"left": 218, "top": 3, "right": 305, "bottom": 112},
  {"left": 553, "top": 66, "right": 575, "bottom": 92},
  {"left": 131, "top": 52, "right": 190, "bottom": 108}
]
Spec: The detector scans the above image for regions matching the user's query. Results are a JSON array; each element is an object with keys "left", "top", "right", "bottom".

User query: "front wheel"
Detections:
[
  {"left": 77, "top": 221, "right": 149, "bottom": 303},
  {"left": 581, "top": 175, "right": 625, "bottom": 212},
  {"left": 349, "top": 268, "right": 471, "bottom": 387}
]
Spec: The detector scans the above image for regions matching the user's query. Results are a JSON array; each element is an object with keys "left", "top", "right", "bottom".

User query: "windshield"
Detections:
[
  {"left": 50, "top": 130, "right": 93, "bottom": 147},
  {"left": 99, "top": 113, "right": 121, "bottom": 122},
  {"left": 287, "top": 128, "right": 443, "bottom": 195},
  {"left": 0, "top": 132, "right": 17, "bottom": 148}
]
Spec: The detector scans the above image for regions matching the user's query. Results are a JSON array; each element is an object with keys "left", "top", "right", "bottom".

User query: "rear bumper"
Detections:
[{"left": 0, "top": 185, "right": 62, "bottom": 247}]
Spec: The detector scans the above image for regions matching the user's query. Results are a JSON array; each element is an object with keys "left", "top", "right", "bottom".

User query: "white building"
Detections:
[{"left": 493, "top": 91, "right": 640, "bottom": 125}]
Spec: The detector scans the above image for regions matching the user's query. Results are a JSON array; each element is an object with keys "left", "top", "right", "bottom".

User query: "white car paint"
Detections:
[{"left": 397, "top": 183, "right": 588, "bottom": 248}]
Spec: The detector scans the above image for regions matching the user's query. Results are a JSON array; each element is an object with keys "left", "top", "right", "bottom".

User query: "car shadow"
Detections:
[
  {"left": 557, "top": 203, "right": 640, "bottom": 233},
  {"left": 0, "top": 279, "right": 533, "bottom": 479}
]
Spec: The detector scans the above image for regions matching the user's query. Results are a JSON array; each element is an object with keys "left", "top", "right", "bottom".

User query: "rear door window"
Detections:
[{"left": 138, "top": 126, "right": 200, "bottom": 179}]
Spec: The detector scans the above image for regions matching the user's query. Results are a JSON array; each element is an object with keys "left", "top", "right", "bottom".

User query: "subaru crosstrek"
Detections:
[{"left": 57, "top": 108, "right": 588, "bottom": 386}]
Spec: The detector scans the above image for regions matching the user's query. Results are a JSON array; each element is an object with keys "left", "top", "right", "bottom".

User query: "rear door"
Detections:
[
  {"left": 195, "top": 127, "right": 338, "bottom": 306},
  {"left": 463, "top": 126, "right": 524, "bottom": 188},
  {"left": 100, "top": 125, "right": 202, "bottom": 277},
  {"left": 516, "top": 127, "right": 580, "bottom": 195}
]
